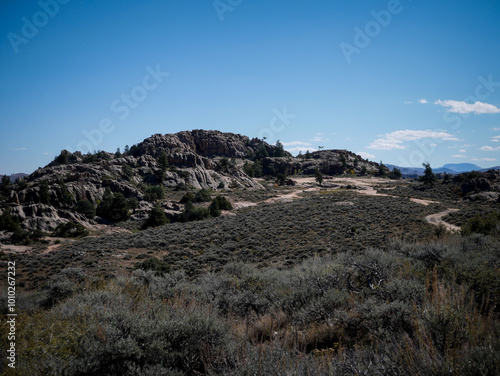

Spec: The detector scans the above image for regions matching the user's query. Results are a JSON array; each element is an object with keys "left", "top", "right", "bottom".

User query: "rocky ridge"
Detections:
[{"left": 0, "top": 129, "right": 386, "bottom": 233}]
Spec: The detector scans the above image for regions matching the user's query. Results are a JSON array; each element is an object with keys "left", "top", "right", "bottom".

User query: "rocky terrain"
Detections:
[{"left": 0, "top": 130, "right": 385, "bottom": 233}]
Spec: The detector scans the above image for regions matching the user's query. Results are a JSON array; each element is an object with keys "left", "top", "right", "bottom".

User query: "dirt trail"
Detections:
[
  {"left": 425, "top": 209, "right": 461, "bottom": 232},
  {"left": 234, "top": 176, "right": 461, "bottom": 232}
]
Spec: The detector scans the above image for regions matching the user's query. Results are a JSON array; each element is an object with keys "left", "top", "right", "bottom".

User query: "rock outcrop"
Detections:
[{"left": 0, "top": 129, "right": 386, "bottom": 232}]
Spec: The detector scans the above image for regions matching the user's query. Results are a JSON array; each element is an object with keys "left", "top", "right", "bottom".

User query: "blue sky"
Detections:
[{"left": 1, "top": 0, "right": 500, "bottom": 175}]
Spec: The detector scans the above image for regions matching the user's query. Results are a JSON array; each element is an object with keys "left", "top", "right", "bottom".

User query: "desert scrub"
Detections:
[{"left": 10, "top": 279, "right": 230, "bottom": 376}]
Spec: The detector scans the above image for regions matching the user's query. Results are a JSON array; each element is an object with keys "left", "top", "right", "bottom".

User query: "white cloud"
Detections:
[
  {"left": 282, "top": 141, "right": 311, "bottom": 147},
  {"left": 492, "top": 135, "right": 500, "bottom": 139},
  {"left": 452, "top": 154, "right": 468, "bottom": 158},
  {"left": 286, "top": 146, "right": 316, "bottom": 155},
  {"left": 480, "top": 145, "right": 500, "bottom": 151},
  {"left": 368, "top": 129, "right": 459, "bottom": 150},
  {"left": 491, "top": 139, "right": 499, "bottom": 142},
  {"left": 435, "top": 100, "right": 500, "bottom": 114},
  {"left": 459, "top": 149, "right": 466, "bottom": 153},
  {"left": 11, "top": 147, "right": 27, "bottom": 151},
  {"left": 357, "top": 151, "right": 375, "bottom": 160},
  {"left": 471, "top": 158, "right": 497, "bottom": 162},
  {"left": 42, "top": 152, "right": 53, "bottom": 155},
  {"left": 448, "top": 144, "right": 475, "bottom": 149},
  {"left": 404, "top": 101, "right": 413, "bottom": 104},
  {"left": 309, "top": 136, "right": 328, "bottom": 142},
  {"left": 316, "top": 132, "right": 325, "bottom": 135},
  {"left": 490, "top": 127, "right": 500, "bottom": 131},
  {"left": 418, "top": 99, "right": 428, "bottom": 104}
]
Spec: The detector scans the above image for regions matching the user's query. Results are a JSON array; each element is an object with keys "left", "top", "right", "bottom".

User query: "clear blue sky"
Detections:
[{"left": 1, "top": 0, "right": 500, "bottom": 175}]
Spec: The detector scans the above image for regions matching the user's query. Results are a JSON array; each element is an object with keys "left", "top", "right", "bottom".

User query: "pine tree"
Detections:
[
  {"left": 314, "top": 168, "right": 323, "bottom": 186},
  {"left": 420, "top": 162, "right": 436, "bottom": 187}
]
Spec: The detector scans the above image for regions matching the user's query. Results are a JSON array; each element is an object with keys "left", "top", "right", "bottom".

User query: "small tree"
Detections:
[
  {"left": 39, "top": 180, "right": 50, "bottom": 204},
  {"left": 391, "top": 167, "right": 402, "bottom": 179},
  {"left": 378, "top": 161, "right": 386, "bottom": 177},
  {"left": 158, "top": 150, "right": 169, "bottom": 170},
  {"left": 54, "top": 152, "right": 69, "bottom": 165},
  {"left": 274, "top": 140, "right": 285, "bottom": 157},
  {"left": 0, "top": 207, "right": 21, "bottom": 232},
  {"left": 194, "top": 188, "right": 211, "bottom": 203},
  {"left": 276, "top": 173, "right": 287, "bottom": 186},
  {"left": 1, "top": 175, "right": 11, "bottom": 188},
  {"left": 243, "top": 162, "right": 255, "bottom": 177},
  {"left": 208, "top": 198, "right": 221, "bottom": 217},
  {"left": 143, "top": 203, "right": 169, "bottom": 229},
  {"left": 420, "top": 162, "right": 437, "bottom": 187},
  {"left": 314, "top": 168, "right": 323, "bottom": 186},
  {"left": 75, "top": 199, "right": 96, "bottom": 219}
]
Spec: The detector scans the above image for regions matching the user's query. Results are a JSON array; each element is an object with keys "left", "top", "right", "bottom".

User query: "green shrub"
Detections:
[
  {"left": 181, "top": 201, "right": 210, "bottom": 222},
  {"left": 75, "top": 199, "right": 96, "bottom": 219},
  {"left": 53, "top": 221, "right": 89, "bottom": 238},
  {"left": 461, "top": 211, "right": 500, "bottom": 237},
  {"left": 0, "top": 207, "right": 21, "bottom": 232},
  {"left": 144, "top": 185, "right": 165, "bottom": 202},
  {"left": 194, "top": 188, "right": 212, "bottom": 203},
  {"left": 143, "top": 204, "right": 169, "bottom": 229},
  {"left": 97, "top": 190, "right": 130, "bottom": 222},
  {"left": 179, "top": 192, "right": 194, "bottom": 203},
  {"left": 135, "top": 257, "right": 171, "bottom": 276}
]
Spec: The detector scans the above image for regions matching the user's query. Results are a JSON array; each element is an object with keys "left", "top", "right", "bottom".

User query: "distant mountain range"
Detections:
[{"left": 386, "top": 163, "right": 500, "bottom": 177}]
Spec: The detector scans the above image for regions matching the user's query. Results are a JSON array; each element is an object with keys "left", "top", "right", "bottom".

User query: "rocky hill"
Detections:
[{"left": 0, "top": 130, "right": 386, "bottom": 234}]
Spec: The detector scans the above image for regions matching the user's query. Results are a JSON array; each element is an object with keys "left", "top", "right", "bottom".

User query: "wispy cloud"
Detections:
[
  {"left": 471, "top": 158, "right": 497, "bottom": 162},
  {"left": 357, "top": 151, "right": 375, "bottom": 160},
  {"left": 368, "top": 130, "right": 459, "bottom": 150},
  {"left": 282, "top": 141, "right": 311, "bottom": 147},
  {"left": 42, "top": 152, "right": 53, "bottom": 155},
  {"left": 480, "top": 145, "right": 500, "bottom": 151},
  {"left": 309, "top": 136, "right": 328, "bottom": 143},
  {"left": 11, "top": 147, "right": 27, "bottom": 151},
  {"left": 452, "top": 154, "right": 468, "bottom": 158},
  {"left": 418, "top": 99, "right": 428, "bottom": 104},
  {"left": 459, "top": 149, "right": 466, "bottom": 153},
  {"left": 490, "top": 127, "right": 500, "bottom": 131},
  {"left": 435, "top": 100, "right": 500, "bottom": 114},
  {"left": 404, "top": 101, "right": 413, "bottom": 104},
  {"left": 448, "top": 144, "right": 475, "bottom": 149}
]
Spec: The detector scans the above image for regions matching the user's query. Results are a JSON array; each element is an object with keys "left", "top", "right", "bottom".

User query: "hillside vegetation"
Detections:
[{"left": 1, "top": 132, "right": 500, "bottom": 375}]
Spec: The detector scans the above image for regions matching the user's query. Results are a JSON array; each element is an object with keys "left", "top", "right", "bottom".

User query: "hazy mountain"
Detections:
[
  {"left": 440, "top": 163, "right": 482, "bottom": 173},
  {"left": 386, "top": 163, "right": 484, "bottom": 177}
]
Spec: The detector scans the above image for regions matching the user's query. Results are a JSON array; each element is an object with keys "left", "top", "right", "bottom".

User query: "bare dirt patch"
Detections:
[{"left": 425, "top": 209, "right": 461, "bottom": 232}]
